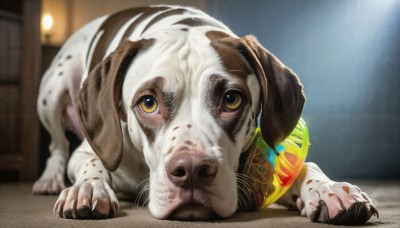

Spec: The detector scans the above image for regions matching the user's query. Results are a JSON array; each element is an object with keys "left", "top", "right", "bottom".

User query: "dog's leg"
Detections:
[
  {"left": 277, "top": 162, "right": 378, "bottom": 224},
  {"left": 54, "top": 139, "right": 119, "bottom": 219},
  {"left": 33, "top": 73, "right": 70, "bottom": 194}
]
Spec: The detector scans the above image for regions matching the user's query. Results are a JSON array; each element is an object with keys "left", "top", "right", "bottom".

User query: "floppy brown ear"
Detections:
[
  {"left": 240, "top": 36, "right": 305, "bottom": 149},
  {"left": 76, "top": 39, "right": 153, "bottom": 171}
]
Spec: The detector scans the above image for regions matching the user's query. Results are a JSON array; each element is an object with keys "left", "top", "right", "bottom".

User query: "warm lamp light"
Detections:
[{"left": 42, "top": 13, "right": 53, "bottom": 43}]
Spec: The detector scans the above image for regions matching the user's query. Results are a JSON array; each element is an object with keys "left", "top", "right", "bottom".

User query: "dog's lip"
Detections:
[{"left": 166, "top": 199, "right": 218, "bottom": 220}]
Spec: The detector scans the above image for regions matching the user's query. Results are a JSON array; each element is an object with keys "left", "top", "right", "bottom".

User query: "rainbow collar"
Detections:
[{"left": 239, "top": 118, "right": 310, "bottom": 208}]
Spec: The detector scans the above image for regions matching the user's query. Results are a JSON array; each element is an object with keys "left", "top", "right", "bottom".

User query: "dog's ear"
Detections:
[
  {"left": 240, "top": 35, "right": 305, "bottom": 149},
  {"left": 76, "top": 39, "right": 153, "bottom": 171}
]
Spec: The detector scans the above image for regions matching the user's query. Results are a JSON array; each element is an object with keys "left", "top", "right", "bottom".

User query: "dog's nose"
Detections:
[{"left": 167, "top": 154, "right": 218, "bottom": 188}]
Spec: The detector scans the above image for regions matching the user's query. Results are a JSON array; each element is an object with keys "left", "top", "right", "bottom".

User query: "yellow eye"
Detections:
[
  {"left": 140, "top": 96, "right": 158, "bottom": 113},
  {"left": 223, "top": 92, "right": 242, "bottom": 111}
]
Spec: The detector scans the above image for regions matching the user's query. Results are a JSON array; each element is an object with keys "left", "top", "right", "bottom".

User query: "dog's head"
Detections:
[{"left": 77, "top": 28, "right": 305, "bottom": 220}]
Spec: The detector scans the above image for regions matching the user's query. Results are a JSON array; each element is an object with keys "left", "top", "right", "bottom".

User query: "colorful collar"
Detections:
[{"left": 239, "top": 118, "right": 310, "bottom": 208}]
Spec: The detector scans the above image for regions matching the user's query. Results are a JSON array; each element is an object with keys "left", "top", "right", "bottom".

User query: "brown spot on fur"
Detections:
[
  {"left": 306, "top": 180, "right": 313, "bottom": 185},
  {"left": 84, "top": 178, "right": 88, "bottom": 181},
  {"left": 184, "top": 140, "right": 193, "bottom": 146},
  {"left": 83, "top": 170, "right": 87, "bottom": 174},
  {"left": 99, "top": 170, "right": 103, "bottom": 173},
  {"left": 308, "top": 188, "right": 313, "bottom": 192},
  {"left": 187, "top": 124, "right": 192, "bottom": 128},
  {"left": 58, "top": 72, "right": 63, "bottom": 76},
  {"left": 172, "top": 137, "right": 176, "bottom": 141},
  {"left": 323, "top": 190, "right": 326, "bottom": 194},
  {"left": 66, "top": 55, "right": 72, "bottom": 60},
  {"left": 342, "top": 186, "right": 350, "bottom": 194},
  {"left": 90, "top": 158, "right": 97, "bottom": 162},
  {"left": 309, "top": 202, "right": 314, "bottom": 207},
  {"left": 173, "top": 126, "right": 179, "bottom": 131},
  {"left": 328, "top": 193, "right": 335, "bottom": 197},
  {"left": 42, "top": 99, "right": 47, "bottom": 106},
  {"left": 93, "top": 177, "right": 99, "bottom": 180},
  {"left": 166, "top": 147, "right": 174, "bottom": 155},
  {"left": 92, "top": 163, "right": 96, "bottom": 167}
]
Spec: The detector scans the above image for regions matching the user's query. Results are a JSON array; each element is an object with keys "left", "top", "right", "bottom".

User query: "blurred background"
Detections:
[{"left": 0, "top": 0, "right": 399, "bottom": 182}]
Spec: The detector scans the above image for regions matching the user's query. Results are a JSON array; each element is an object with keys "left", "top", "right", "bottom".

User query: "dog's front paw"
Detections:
[
  {"left": 33, "top": 169, "right": 65, "bottom": 195},
  {"left": 54, "top": 180, "right": 119, "bottom": 219},
  {"left": 304, "top": 181, "right": 379, "bottom": 225}
]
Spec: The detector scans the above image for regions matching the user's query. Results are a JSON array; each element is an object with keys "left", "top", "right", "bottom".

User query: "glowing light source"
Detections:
[{"left": 42, "top": 13, "right": 53, "bottom": 34}]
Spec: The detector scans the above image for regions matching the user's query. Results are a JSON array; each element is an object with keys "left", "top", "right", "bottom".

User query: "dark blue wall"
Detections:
[{"left": 205, "top": 0, "right": 400, "bottom": 179}]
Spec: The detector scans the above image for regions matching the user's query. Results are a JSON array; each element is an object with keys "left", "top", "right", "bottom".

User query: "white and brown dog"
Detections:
[{"left": 34, "top": 5, "right": 378, "bottom": 224}]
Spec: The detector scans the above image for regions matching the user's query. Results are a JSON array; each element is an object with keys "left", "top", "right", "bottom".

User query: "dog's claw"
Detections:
[{"left": 92, "top": 199, "right": 99, "bottom": 211}]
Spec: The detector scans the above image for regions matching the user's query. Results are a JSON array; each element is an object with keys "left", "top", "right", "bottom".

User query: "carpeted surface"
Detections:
[{"left": 0, "top": 180, "right": 399, "bottom": 228}]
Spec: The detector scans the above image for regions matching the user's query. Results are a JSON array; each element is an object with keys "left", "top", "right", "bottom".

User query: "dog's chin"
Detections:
[{"left": 168, "top": 203, "right": 218, "bottom": 221}]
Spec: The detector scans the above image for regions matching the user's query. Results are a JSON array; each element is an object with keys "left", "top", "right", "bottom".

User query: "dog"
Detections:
[{"left": 34, "top": 5, "right": 378, "bottom": 223}]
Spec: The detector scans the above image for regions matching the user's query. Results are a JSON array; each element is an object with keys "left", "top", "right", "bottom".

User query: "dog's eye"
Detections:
[
  {"left": 140, "top": 96, "right": 159, "bottom": 113},
  {"left": 223, "top": 91, "right": 243, "bottom": 111}
]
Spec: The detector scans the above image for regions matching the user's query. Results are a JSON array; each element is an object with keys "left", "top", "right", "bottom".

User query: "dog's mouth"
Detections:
[{"left": 168, "top": 201, "right": 218, "bottom": 221}]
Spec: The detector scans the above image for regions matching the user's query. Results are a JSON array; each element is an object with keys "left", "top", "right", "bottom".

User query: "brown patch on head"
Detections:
[
  {"left": 141, "top": 8, "right": 187, "bottom": 34},
  {"left": 328, "top": 193, "right": 335, "bottom": 197},
  {"left": 99, "top": 170, "right": 103, "bottom": 173},
  {"left": 206, "top": 31, "right": 252, "bottom": 82},
  {"left": 306, "top": 180, "right": 313, "bottom": 185},
  {"left": 87, "top": 7, "right": 164, "bottom": 71},
  {"left": 174, "top": 17, "right": 216, "bottom": 28},
  {"left": 93, "top": 177, "right": 99, "bottom": 180},
  {"left": 187, "top": 124, "right": 192, "bottom": 128},
  {"left": 342, "top": 186, "right": 350, "bottom": 194},
  {"left": 77, "top": 39, "right": 154, "bottom": 172},
  {"left": 92, "top": 163, "right": 96, "bottom": 167},
  {"left": 173, "top": 126, "right": 179, "bottom": 131},
  {"left": 171, "top": 137, "right": 176, "bottom": 141},
  {"left": 206, "top": 31, "right": 305, "bottom": 150}
]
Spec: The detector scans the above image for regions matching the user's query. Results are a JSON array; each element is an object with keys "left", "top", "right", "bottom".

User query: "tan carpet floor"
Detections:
[{"left": 0, "top": 180, "right": 399, "bottom": 228}]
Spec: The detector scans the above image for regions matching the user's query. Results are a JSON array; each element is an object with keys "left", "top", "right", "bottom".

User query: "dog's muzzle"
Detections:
[{"left": 165, "top": 153, "right": 219, "bottom": 220}]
